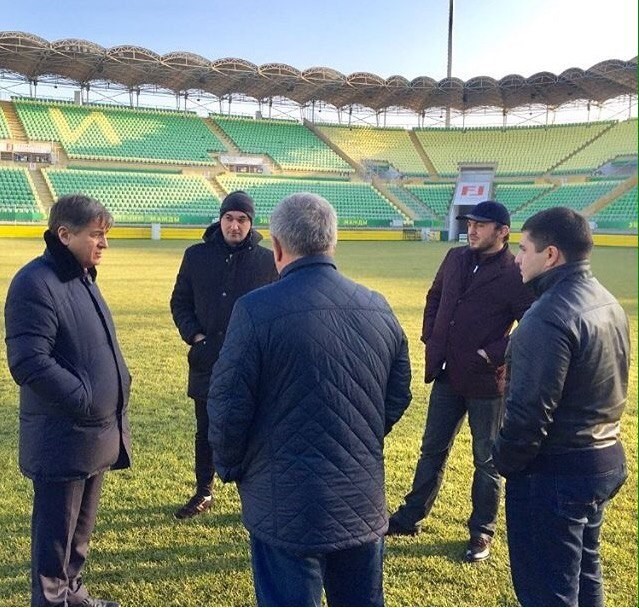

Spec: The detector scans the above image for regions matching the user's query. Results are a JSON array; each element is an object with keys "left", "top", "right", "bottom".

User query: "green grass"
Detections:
[{"left": 0, "top": 239, "right": 636, "bottom": 607}]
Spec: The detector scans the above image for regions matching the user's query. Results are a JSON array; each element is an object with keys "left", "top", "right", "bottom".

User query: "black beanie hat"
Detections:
[{"left": 219, "top": 190, "right": 255, "bottom": 223}]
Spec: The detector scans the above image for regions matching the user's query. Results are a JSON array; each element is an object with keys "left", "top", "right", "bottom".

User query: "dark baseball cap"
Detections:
[{"left": 456, "top": 200, "right": 510, "bottom": 227}]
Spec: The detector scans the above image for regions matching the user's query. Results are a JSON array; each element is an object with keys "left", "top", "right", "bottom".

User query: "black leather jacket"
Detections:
[{"left": 493, "top": 261, "right": 630, "bottom": 477}]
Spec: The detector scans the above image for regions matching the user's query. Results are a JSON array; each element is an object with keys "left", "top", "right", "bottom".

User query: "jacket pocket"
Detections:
[{"left": 188, "top": 338, "right": 217, "bottom": 372}]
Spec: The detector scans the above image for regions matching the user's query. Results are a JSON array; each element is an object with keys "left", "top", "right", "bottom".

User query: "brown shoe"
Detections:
[
  {"left": 174, "top": 494, "right": 212, "bottom": 519},
  {"left": 465, "top": 535, "right": 491, "bottom": 562}
]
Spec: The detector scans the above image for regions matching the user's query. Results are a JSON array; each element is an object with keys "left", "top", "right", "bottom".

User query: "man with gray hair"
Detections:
[{"left": 208, "top": 193, "right": 412, "bottom": 606}]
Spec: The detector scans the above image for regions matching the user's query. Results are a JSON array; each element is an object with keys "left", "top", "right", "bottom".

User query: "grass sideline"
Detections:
[{"left": 0, "top": 238, "right": 636, "bottom": 607}]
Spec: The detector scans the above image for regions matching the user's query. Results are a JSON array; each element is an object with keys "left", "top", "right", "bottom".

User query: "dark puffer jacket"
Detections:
[
  {"left": 493, "top": 261, "right": 630, "bottom": 477},
  {"left": 4, "top": 231, "right": 132, "bottom": 482},
  {"left": 208, "top": 256, "right": 412, "bottom": 554},
  {"left": 423, "top": 245, "right": 535, "bottom": 397},
  {"left": 170, "top": 222, "right": 278, "bottom": 399}
]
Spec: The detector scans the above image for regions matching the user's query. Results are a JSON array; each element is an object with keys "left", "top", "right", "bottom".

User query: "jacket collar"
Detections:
[
  {"left": 202, "top": 220, "right": 263, "bottom": 251},
  {"left": 466, "top": 242, "right": 510, "bottom": 267},
  {"left": 43, "top": 229, "right": 97, "bottom": 283},
  {"left": 280, "top": 254, "right": 337, "bottom": 279},
  {"left": 529, "top": 260, "right": 592, "bottom": 296}
]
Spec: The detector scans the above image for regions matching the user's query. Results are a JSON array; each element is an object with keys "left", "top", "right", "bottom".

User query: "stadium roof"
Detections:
[{"left": 0, "top": 31, "right": 636, "bottom": 113}]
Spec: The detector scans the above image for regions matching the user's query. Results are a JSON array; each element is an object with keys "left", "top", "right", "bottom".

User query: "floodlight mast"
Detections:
[{"left": 446, "top": 0, "right": 453, "bottom": 127}]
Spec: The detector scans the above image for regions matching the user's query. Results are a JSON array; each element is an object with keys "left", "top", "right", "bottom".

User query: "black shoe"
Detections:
[
  {"left": 465, "top": 535, "right": 491, "bottom": 562},
  {"left": 71, "top": 597, "right": 119, "bottom": 607},
  {"left": 386, "top": 517, "right": 421, "bottom": 537},
  {"left": 174, "top": 493, "right": 212, "bottom": 519}
]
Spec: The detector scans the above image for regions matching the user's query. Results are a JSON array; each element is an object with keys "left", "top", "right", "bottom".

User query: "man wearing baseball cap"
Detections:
[
  {"left": 170, "top": 191, "right": 278, "bottom": 519},
  {"left": 387, "top": 200, "right": 535, "bottom": 563}
]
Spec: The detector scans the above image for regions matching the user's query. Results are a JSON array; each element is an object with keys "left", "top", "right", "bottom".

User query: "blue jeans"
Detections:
[
  {"left": 393, "top": 376, "right": 504, "bottom": 537},
  {"left": 250, "top": 535, "right": 385, "bottom": 606},
  {"left": 505, "top": 462, "right": 627, "bottom": 606}
]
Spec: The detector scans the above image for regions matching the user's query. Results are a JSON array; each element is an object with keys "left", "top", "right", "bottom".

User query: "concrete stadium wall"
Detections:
[{"left": 0, "top": 224, "right": 636, "bottom": 247}]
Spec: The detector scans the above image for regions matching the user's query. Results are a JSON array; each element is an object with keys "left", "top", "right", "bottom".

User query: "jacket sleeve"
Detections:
[
  {"left": 170, "top": 250, "right": 204, "bottom": 344},
  {"left": 384, "top": 327, "right": 412, "bottom": 435},
  {"left": 421, "top": 249, "right": 450, "bottom": 343},
  {"left": 208, "top": 300, "right": 260, "bottom": 482},
  {"left": 483, "top": 275, "right": 536, "bottom": 366},
  {"left": 492, "top": 314, "right": 571, "bottom": 476},
  {"left": 4, "top": 272, "right": 91, "bottom": 417}
]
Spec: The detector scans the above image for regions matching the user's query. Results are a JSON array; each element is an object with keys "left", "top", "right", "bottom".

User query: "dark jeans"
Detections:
[
  {"left": 31, "top": 473, "right": 104, "bottom": 606},
  {"left": 393, "top": 376, "right": 504, "bottom": 537},
  {"left": 194, "top": 397, "right": 215, "bottom": 496},
  {"left": 250, "top": 535, "right": 385, "bottom": 607},
  {"left": 505, "top": 462, "right": 627, "bottom": 607}
]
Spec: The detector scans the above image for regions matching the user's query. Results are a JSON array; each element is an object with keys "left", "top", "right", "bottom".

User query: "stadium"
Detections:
[
  {"left": 0, "top": 31, "right": 636, "bottom": 243},
  {"left": 0, "top": 7, "right": 637, "bottom": 607}
]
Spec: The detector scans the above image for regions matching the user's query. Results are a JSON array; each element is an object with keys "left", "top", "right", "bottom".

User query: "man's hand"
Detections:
[{"left": 192, "top": 333, "right": 206, "bottom": 344}]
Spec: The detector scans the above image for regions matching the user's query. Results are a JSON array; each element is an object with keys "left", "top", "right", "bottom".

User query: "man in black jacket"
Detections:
[
  {"left": 5, "top": 195, "right": 131, "bottom": 607},
  {"left": 493, "top": 207, "right": 630, "bottom": 606},
  {"left": 170, "top": 191, "right": 278, "bottom": 519},
  {"left": 208, "top": 192, "right": 412, "bottom": 606}
]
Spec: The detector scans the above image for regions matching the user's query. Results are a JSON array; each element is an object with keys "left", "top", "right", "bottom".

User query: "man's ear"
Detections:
[
  {"left": 272, "top": 235, "right": 283, "bottom": 264},
  {"left": 546, "top": 244, "right": 563, "bottom": 268},
  {"left": 57, "top": 225, "right": 71, "bottom": 246}
]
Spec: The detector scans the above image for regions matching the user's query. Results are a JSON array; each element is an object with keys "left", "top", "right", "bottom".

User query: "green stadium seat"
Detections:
[{"left": 15, "top": 98, "right": 226, "bottom": 165}]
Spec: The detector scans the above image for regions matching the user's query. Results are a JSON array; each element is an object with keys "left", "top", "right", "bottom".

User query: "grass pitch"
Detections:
[{"left": 0, "top": 238, "right": 636, "bottom": 606}]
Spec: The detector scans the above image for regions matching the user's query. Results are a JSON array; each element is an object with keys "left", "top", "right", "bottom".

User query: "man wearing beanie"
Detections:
[{"left": 170, "top": 191, "right": 278, "bottom": 519}]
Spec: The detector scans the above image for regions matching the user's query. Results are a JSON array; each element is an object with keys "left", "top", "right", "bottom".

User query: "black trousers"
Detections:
[
  {"left": 31, "top": 472, "right": 104, "bottom": 606},
  {"left": 194, "top": 397, "right": 215, "bottom": 496}
]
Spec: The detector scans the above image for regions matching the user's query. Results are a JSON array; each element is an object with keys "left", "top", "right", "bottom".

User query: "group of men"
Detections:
[{"left": 4, "top": 191, "right": 630, "bottom": 607}]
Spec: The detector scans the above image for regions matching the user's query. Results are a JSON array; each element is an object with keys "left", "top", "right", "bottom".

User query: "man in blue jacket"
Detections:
[
  {"left": 208, "top": 192, "right": 412, "bottom": 606},
  {"left": 5, "top": 195, "right": 131, "bottom": 607},
  {"left": 493, "top": 207, "right": 630, "bottom": 606}
]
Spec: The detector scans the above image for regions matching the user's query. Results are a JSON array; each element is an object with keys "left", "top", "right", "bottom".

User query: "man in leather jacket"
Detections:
[
  {"left": 493, "top": 207, "right": 630, "bottom": 607},
  {"left": 170, "top": 191, "right": 278, "bottom": 519}
]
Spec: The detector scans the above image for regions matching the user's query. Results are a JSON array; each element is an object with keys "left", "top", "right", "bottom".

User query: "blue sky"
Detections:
[{"left": 3, "top": 0, "right": 637, "bottom": 81}]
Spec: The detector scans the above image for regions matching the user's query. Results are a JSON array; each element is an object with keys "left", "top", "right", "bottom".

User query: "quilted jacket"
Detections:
[
  {"left": 4, "top": 230, "right": 132, "bottom": 482},
  {"left": 170, "top": 222, "right": 278, "bottom": 399},
  {"left": 208, "top": 255, "right": 412, "bottom": 554}
]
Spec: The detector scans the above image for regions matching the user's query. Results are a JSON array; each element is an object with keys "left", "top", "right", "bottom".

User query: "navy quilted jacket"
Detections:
[
  {"left": 208, "top": 255, "right": 412, "bottom": 554},
  {"left": 4, "top": 231, "right": 131, "bottom": 482}
]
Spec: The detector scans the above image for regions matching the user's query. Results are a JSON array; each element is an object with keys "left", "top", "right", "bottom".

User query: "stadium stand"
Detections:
[
  {"left": 386, "top": 184, "right": 437, "bottom": 220},
  {"left": 552, "top": 119, "right": 638, "bottom": 174},
  {"left": 0, "top": 106, "right": 11, "bottom": 139},
  {"left": 211, "top": 115, "right": 353, "bottom": 173},
  {"left": 511, "top": 180, "right": 624, "bottom": 223},
  {"left": 590, "top": 185, "right": 638, "bottom": 230},
  {"left": 217, "top": 174, "right": 405, "bottom": 225},
  {"left": 414, "top": 122, "right": 613, "bottom": 177},
  {"left": 316, "top": 124, "right": 427, "bottom": 176},
  {"left": 14, "top": 98, "right": 226, "bottom": 165},
  {"left": 0, "top": 95, "right": 634, "bottom": 236},
  {"left": 44, "top": 168, "right": 220, "bottom": 223},
  {"left": 404, "top": 183, "right": 456, "bottom": 217},
  {"left": 0, "top": 166, "right": 43, "bottom": 221},
  {"left": 494, "top": 183, "right": 555, "bottom": 213}
]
